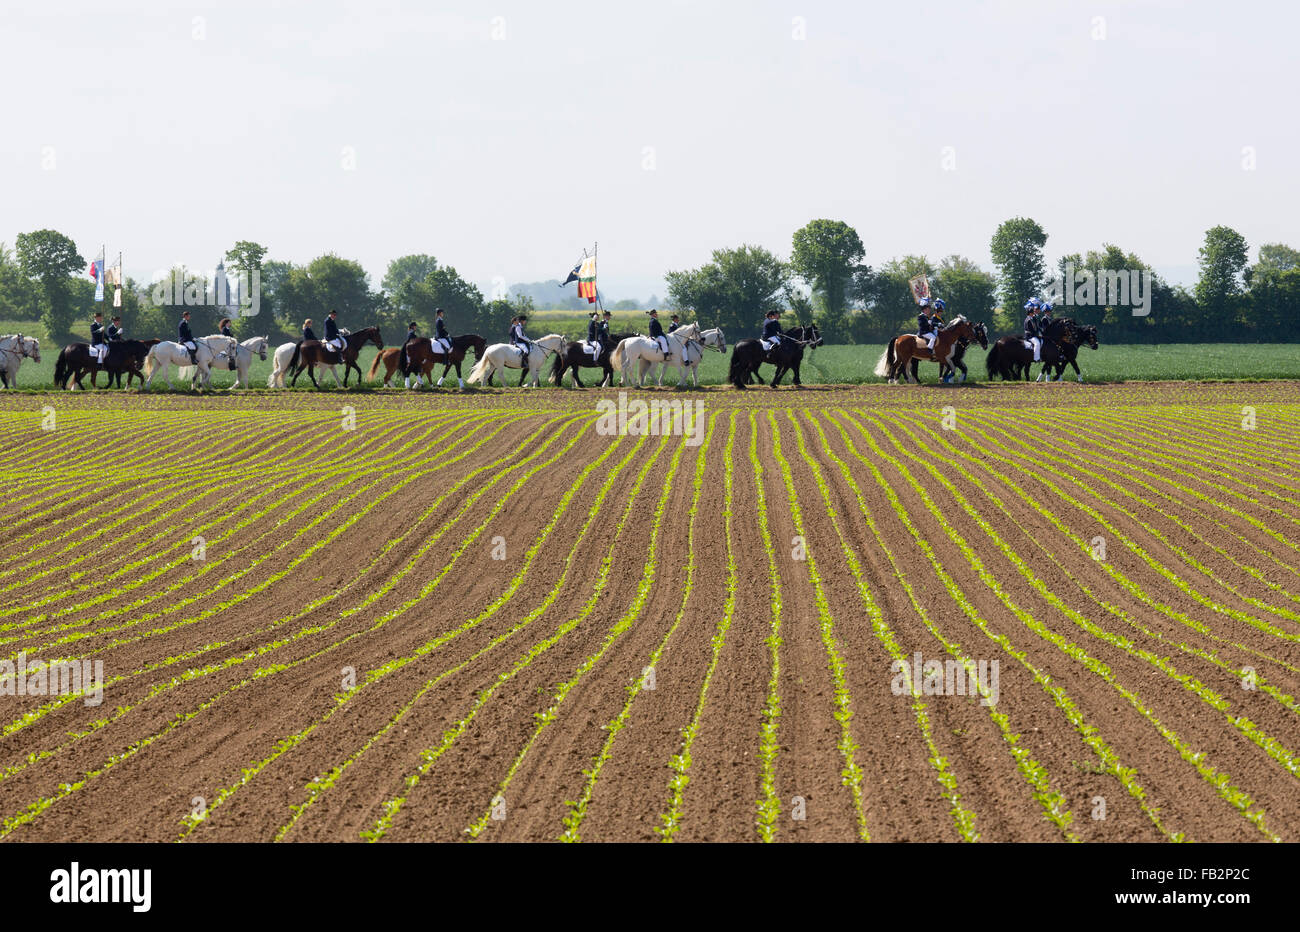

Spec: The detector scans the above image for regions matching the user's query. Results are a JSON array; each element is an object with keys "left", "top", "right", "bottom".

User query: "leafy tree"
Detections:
[
  {"left": 1195, "top": 226, "right": 1249, "bottom": 330},
  {"left": 382, "top": 254, "right": 440, "bottom": 299},
  {"left": 933, "top": 255, "right": 996, "bottom": 325},
  {"left": 14, "top": 230, "right": 85, "bottom": 343},
  {"left": 390, "top": 264, "right": 484, "bottom": 334},
  {"left": 990, "top": 217, "right": 1048, "bottom": 314},
  {"left": 1254, "top": 243, "right": 1300, "bottom": 273},
  {"left": 0, "top": 243, "right": 40, "bottom": 322},
  {"left": 857, "top": 255, "right": 935, "bottom": 341},
  {"left": 790, "top": 219, "right": 865, "bottom": 341},
  {"left": 665, "top": 244, "right": 789, "bottom": 336}
]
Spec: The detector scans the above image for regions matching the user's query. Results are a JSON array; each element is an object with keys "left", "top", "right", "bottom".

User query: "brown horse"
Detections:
[
  {"left": 369, "top": 334, "right": 486, "bottom": 388},
  {"left": 875, "top": 316, "right": 976, "bottom": 384},
  {"left": 289, "top": 326, "right": 383, "bottom": 388}
]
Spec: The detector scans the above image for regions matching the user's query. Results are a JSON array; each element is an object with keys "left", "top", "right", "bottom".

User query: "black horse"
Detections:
[
  {"left": 985, "top": 318, "right": 1075, "bottom": 381},
  {"left": 907, "top": 321, "right": 989, "bottom": 384},
  {"left": 1042, "top": 321, "right": 1099, "bottom": 382},
  {"left": 53, "top": 340, "right": 160, "bottom": 390},
  {"left": 550, "top": 331, "right": 637, "bottom": 388},
  {"left": 728, "top": 324, "right": 822, "bottom": 389}
]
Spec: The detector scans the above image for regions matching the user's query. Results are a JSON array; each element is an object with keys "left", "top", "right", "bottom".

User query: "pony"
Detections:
[
  {"left": 984, "top": 318, "right": 1076, "bottom": 382},
  {"left": 1041, "top": 321, "right": 1099, "bottom": 382},
  {"left": 610, "top": 323, "right": 702, "bottom": 387},
  {"left": 0, "top": 334, "right": 40, "bottom": 389},
  {"left": 466, "top": 333, "right": 565, "bottom": 388},
  {"left": 143, "top": 335, "right": 237, "bottom": 390},
  {"left": 874, "top": 316, "right": 977, "bottom": 384},
  {"left": 549, "top": 331, "right": 638, "bottom": 388},
  {"left": 287, "top": 327, "right": 384, "bottom": 388},
  {"left": 728, "top": 324, "right": 822, "bottom": 389},
  {"left": 369, "top": 334, "right": 486, "bottom": 389},
  {"left": 900, "top": 321, "right": 989, "bottom": 384}
]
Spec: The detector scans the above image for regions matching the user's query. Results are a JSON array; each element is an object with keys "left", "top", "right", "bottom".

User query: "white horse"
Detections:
[
  {"left": 651, "top": 326, "right": 726, "bottom": 387},
  {"left": 179, "top": 335, "right": 269, "bottom": 389},
  {"left": 267, "top": 341, "right": 298, "bottom": 388},
  {"left": 0, "top": 334, "right": 40, "bottom": 389},
  {"left": 466, "top": 333, "right": 565, "bottom": 388},
  {"left": 611, "top": 323, "right": 701, "bottom": 387},
  {"left": 144, "top": 335, "right": 235, "bottom": 390}
]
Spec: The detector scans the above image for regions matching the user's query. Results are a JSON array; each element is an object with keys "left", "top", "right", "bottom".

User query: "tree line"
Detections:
[{"left": 1, "top": 221, "right": 1295, "bottom": 346}]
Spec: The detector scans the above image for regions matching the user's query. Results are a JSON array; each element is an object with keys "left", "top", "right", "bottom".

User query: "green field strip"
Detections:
[
  {"left": 967, "top": 416, "right": 1300, "bottom": 640},
  {"left": 766, "top": 410, "right": 870, "bottom": 839},
  {"left": 560, "top": 413, "right": 721, "bottom": 842},
  {"left": 841, "top": 409, "right": 1280, "bottom": 842},
  {"left": 0, "top": 413, "right": 589, "bottom": 835},
  {"left": 465, "top": 418, "right": 691, "bottom": 841},
  {"left": 828, "top": 409, "right": 1179, "bottom": 841},
  {"left": 866, "top": 413, "right": 1300, "bottom": 787},
  {"left": 748, "top": 410, "right": 785, "bottom": 842},
  {"left": 655, "top": 411, "right": 738, "bottom": 841},
  {"left": 0, "top": 412, "right": 542, "bottom": 749}
]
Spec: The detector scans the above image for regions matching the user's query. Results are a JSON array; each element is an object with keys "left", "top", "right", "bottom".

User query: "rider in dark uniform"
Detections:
[
  {"left": 647, "top": 308, "right": 670, "bottom": 360},
  {"left": 596, "top": 310, "right": 612, "bottom": 355},
  {"left": 433, "top": 308, "right": 451, "bottom": 358},
  {"left": 178, "top": 311, "right": 197, "bottom": 365},
  {"left": 323, "top": 310, "right": 343, "bottom": 359},
  {"left": 217, "top": 317, "right": 236, "bottom": 369},
  {"left": 917, "top": 298, "right": 943, "bottom": 352},
  {"left": 401, "top": 321, "right": 419, "bottom": 376},
  {"left": 761, "top": 309, "right": 783, "bottom": 354},
  {"left": 1024, "top": 303, "right": 1044, "bottom": 361},
  {"left": 90, "top": 312, "right": 107, "bottom": 365},
  {"left": 302, "top": 318, "right": 317, "bottom": 342},
  {"left": 106, "top": 316, "right": 124, "bottom": 341},
  {"left": 667, "top": 314, "right": 680, "bottom": 333},
  {"left": 509, "top": 315, "right": 532, "bottom": 366},
  {"left": 585, "top": 310, "right": 601, "bottom": 356}
]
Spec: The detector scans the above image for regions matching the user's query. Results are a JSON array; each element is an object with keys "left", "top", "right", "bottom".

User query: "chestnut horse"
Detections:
[
  {"left": 874, "top": 315, "right": 976, "bottom": 384},
  {"left": 369, "top": 333, "right": 486, "bottom": 388},
  {"left": 288, "top": 326, "right": 384, "bottom": 388}
]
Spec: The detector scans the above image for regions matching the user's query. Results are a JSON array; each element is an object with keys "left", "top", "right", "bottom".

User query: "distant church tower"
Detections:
[{"left": 212, "top": 260, "right": 240, "bottom": 312}]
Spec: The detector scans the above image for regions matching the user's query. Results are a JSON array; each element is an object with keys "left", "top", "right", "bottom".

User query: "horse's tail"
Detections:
[
  {"left": 466, "top": 354, "right": 489, "bottom": 385},
  {"left": 143, "top": 349, "right": 157, "bottom": 379},
  {"left": 53, "top": 351, "right": 69, "bottom": 390},
  {"left": 368, "top": 349, "right": 384, "bottom": 380},
  {"left": 728, "top": 350, "right": 748, "bottom": 390},
  {"left": 872, "top": 341, "right": 894, "bottom": 378},
  {"left": 549, "top": 351, "right": 565, "bottom": 385},
  {"left": 288, "top": 341, "right": 302, "bottom": 374},
  {"left": 610, "top": 341, "right": 626, "bottom": 372},
  {"left": 985, "top": 344, "right": 1000, "bottom": 381}
]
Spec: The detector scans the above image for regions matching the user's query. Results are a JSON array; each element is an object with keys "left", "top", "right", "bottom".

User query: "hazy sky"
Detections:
[{"left": 3, "top": 0, "right": 1295, "bottom": 298}]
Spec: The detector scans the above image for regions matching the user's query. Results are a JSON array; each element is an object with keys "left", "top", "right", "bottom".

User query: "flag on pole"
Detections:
[
  {"left": 577, "top": 254, "right": 597, "bottom": 303},
  {"left": 560, "top": 263, "right": 580, "bottom": 287},
  {"left": 109, "top": 254, "right": 123, "bottom": 307},
  {"left": 908, "top": 273, "right": 931, "bottom": 306},
  {"left": 92, "top": 245, "right": 105, "bottom": 302}
]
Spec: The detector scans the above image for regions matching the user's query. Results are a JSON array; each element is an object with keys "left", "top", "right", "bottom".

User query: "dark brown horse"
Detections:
[
  {"left": 369, "top": 333, "right": 486, "bottom": 388},
  {"left": 985, "top": 318, "right": 1076, "bottom": 381},
  {"left": 876, "top": 316, "right": 976, "bottom": 384},
  {"left": 53, "top": 339, "right": 160, "bottom": 390},
  {"left": 550, "top": 331, "right": 637, "bottom": 388},
  {"left": 289, "top": 327, "right": 383, "bottom": 388}
]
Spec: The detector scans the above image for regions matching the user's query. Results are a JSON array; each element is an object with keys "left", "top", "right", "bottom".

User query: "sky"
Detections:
[{"left": 2, "top": 0, "right": 1296, "bottom": 300}]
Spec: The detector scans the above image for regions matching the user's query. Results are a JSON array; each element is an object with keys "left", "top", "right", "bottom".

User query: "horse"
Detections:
[
  {"left": 0, "top": 334, "right": 40, "bottom": 389},
  {"left": 177, "top": 334, "right": 269, "bottom": 389},
  {"left": 873, "top": 315, "right": 977, "bottom": 384},
  {"left": 143, "top": 335, "right": 236, "bottom": 390},
  {"left": 903, "top": 321, "right": 989, "bottom": 384},
  {"left": 549, "top": 331, "right": 638, "bottom": 388},
  {"left": 288, "top": 327, "right": 384, "bottom": 388},
  {"left": 610, "top": 323, "right": 703, "bottom": 387},
  {"left": 370, "top": 334, "right": 486, "bottom": 389},
  {"left": 466, "top": 333, "right": 565, "bottom": 388},
  {"left": 728, "top": 324, "right": 822, "bottom": 389},
  {"left": 984, "top": 318, "right": 1075, "bottom": 382},
  {"left": 1041, "top": 321, "right": 1098, "bottom": 382},
  {"left": 650, "top": 326, "right": 727, "bottom": 387},
  {"left": 52, "top": 339, "right": 157, "bottom": 390}
]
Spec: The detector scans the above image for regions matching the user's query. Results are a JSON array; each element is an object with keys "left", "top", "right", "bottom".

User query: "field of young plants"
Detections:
[{"left": 1, "top": 381, "right": 1297, "bottom": 842}]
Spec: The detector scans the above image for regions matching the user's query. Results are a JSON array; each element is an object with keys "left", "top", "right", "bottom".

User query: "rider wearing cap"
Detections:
[
  {"left": 918, "top": 298, "right": 944, "bottom": 352},
  {"left": 760, "top": 309, "right": 783, "bottom": 353},
  {"left": 178, "top": 310, "right": 197, "bottom": 365},
  {"left": 433, "top": 308, "right": 452, "bottom": 358},
  {"left": 667, "top": 314, "right": 680, "bottom": 333},
  {"left": 585, "top": 309, "right": 601, "bottom": 357},
  {"left": 90, "top": 311, "right": 109, "bottom": 364},
  {"left": 323, "top": 310, "right": 345, "bottom": 359},
  {"left": 509, "top": 314, "right": 532, "bottom": 366},
  {"left": 647, "top": 308, "right": 671, "bottom": 360},
  {"left": 1024, "top": 299, "right": 1044, "bottom": 362}
]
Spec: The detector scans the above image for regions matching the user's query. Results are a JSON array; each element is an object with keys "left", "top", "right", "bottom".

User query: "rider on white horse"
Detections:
[
  {"left": 89, "top": 311, "right": 109, "bottom": 364},
  {"left": 647, "top": 308, "right": 671, "bottom": 360},
  {"left": 509, "top": 315, "right": 532, "bottom": 366},
  {"left": 178, "top": 310, "right": 198, "bottom": 365}
]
